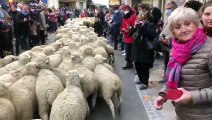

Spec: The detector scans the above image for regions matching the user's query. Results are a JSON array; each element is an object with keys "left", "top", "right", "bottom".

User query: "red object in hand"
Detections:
[{"left": 165, "top": 89, "right": 183, "bottom": 100}]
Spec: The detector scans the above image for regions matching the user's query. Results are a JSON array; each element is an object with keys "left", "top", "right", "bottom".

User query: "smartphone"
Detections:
[{"left": 165, "top": 89, "right": 183, "bottom": 100}]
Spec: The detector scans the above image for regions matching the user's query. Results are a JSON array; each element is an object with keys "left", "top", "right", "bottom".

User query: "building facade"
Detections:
[{"left": 58, "top": 0, "right": 87, "bottom": 9}]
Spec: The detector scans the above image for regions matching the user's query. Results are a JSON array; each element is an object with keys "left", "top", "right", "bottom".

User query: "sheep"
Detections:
[
  {"left": 94, "top": 54, "right": 122, "bottom": 119},
  {"left": 49, "top": 53, "right": 63, "bottom": 68},
  {"left": 0, "top": 81, "right": 15, "bottom": 120},
  {"left": 43, "top": 46, "right": 55, "bottom": 56},
  {"left": 50, "top": 70, "right": 89, "bottom": 120},
  {"left": 0, "top": 55, "right": 18, "bottom": 68},
  {"left": 8, "top": 62, "right": 40, "bottom": 120},
  {"left": 0, "top": 52, "right": 31, "bottom": 76},
  {"left": 105, "top": 44, "right": 115, "bottom": 65},
  {"left": 71, "top": 52, "right": 98, "bottom": 109},
  {"left": 58, "top": 47, "right": 74, "bottom": 72},
  {"left": 0, "top": 69, "right": 23, "bottom": 84},
  {"left": 93, "top": 46, "right": 108, "bottom": 63},
  {"left": 36, "top": 69, "right": 64, "bottom": 120},
  {"left": 80, "top": 45, "right": 96, "bottom": 72}
]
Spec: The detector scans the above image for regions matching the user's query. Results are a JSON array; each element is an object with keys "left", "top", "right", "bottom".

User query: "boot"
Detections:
[{"left": 122, "top": 61, "right": 133, "bottom": 70}]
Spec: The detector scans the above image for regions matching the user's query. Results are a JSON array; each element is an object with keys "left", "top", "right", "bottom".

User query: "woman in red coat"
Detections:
[{"left": 121, "top": 5, "right": 137, "bottom": 70}]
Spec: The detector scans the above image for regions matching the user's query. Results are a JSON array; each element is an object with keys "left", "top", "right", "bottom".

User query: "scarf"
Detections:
[{"left": 165, "top": 28, "right": 207, "bottom": 89}]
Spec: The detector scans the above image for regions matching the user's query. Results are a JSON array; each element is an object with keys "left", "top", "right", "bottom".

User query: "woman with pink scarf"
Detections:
[{"left": 154, "top": 7, "right": 212, "bottom": 120}]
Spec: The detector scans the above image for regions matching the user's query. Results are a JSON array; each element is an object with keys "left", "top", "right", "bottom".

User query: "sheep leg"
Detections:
[
  {"left": 91, "top": 87, "right": 98, "bottom": 109},
  {"left": 38, "top": 102, "right": 50, "bottom": 120},
  {"left": 112, "top": 53, "right": 115, "bottom": 64},
  {"left": 116, "top": 88, "right": 123, "bottom": 114},
  {"left": 106, "top": 99, "right": 116, "bottom": 119}
]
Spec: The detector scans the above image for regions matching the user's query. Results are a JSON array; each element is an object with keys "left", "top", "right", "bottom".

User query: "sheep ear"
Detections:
[
  {"left": 4, "top": 82, "right": 12, "bottom": 88},
  {"left": 103, "top": 57, "right": 107, "bottom": 61},
  {"left": 29, "top": 52, "right": 36, "bottom": 60}
]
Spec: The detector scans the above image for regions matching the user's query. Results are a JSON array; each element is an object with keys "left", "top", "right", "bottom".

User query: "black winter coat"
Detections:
[
  {"left": 16, "top": 12, "right": 31, "bottom": 35},
  {"left": 129, "top": 22, "right": 157, "bottom": 66}
]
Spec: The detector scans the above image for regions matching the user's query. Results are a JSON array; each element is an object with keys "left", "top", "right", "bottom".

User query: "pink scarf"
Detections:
[{"left": 165, "top": 28, "right": 207, "bottom": 88}]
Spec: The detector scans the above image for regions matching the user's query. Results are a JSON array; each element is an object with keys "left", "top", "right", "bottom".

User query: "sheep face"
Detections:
[
  {"left": 18, "top": 53, "right": 31, "bottom": 65},
  {"left": 4, "top": 55, "right": 18, "bottom": 63},
  {"left": 66, "top": 70, "right": 81, "bottom": 88},
  {"left": 30, "top": 53, "right": 51, "bottom": 69},
  {"left": 94, "top": 54, "right": 106, "bottom": 64},
  {"left": 23, "top": 62, "right": 40, "bottom": 76},
  {"left": 71, "top": 53, "right": 82, "bottom": 64},
  {"left": 84, "top": 46, "right": 94, "bottom": 56},
  {"left": 43, "top": 46, "right": 55, "bottom": 56}
]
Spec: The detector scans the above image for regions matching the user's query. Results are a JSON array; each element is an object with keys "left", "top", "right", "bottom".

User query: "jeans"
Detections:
[
  {"left": 16, "top": 35, "right": 29, "bottom": 55},
  {"left": 125, "top": 43, "right": 132, "bottom": 62}
]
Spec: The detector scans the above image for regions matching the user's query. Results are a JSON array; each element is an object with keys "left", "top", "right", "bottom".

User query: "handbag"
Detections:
[{"left": 146, "top": 35, "right": 162, "bottom": 51}]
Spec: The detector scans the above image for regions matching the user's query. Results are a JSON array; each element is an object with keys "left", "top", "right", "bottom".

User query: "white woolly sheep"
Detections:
[
  {"left": 71, "top": 52, "right": 98, "bottom": 109},
  {"left": 58, "top": 47, "right": 74, "bottom": 72},
  {"left": 8, "top": 62, "right": 40, "bottom": 120},
  {"left": 94, "top": 54, "right": 122, "bottom": 119},
  {"left": 0, "top": 81, "right": 15, "bottom": 120},
  {"left": 43, "top": 46, "right": 55, "bottom": 56},
  {"left": 50, "top": 70, "right": 89, "bottom": 120},
  {"left": 49, "top": 53, "right": 63, "bottom": 68},
  {"left": 0, "top": 52, "right": 31, "bottom": 76},
  {"left": 80, "top": 45, "right": 96, "bottom": 72},
  {"left": 93, "top": 46, "right": 108, "bottom": 63},
  {"left": 36, "top": 69, "right": 64, "bottom": 120},
  {"left": 0, "top": 69, "right": 23, "bottom": 84},
  {"left": 0, "top": 55, "right": 18, "bottom": 68}
]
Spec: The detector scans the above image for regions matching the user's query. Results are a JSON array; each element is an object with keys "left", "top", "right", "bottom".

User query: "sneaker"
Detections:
[
  {"left": 122, "top": 52, "right": 126, "bottom": 56},
  {"left": 159, "top": 79, "right": 166, "bottom": 83},
  {"left": 139, "top": 84, "right": 148, "bottom": 90},
  {"left": 135, "top": 81, "right": 142, "bottom": 85}
]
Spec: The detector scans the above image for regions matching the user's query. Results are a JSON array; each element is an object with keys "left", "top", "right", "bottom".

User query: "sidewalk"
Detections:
[{"left": 134, "top": 58, "right": 176, "bottom": 120}]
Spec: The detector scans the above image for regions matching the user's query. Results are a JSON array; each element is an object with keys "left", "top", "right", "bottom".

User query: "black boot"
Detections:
[{"left": 122, "top": 61, "right": 133, "bottom": 70}]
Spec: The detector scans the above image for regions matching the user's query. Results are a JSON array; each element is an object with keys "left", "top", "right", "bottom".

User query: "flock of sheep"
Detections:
[{"left": 0, "top": 17, "right": 123, "bottom": 120}]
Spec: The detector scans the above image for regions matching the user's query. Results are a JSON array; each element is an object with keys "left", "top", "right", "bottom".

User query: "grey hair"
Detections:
[{"left": 168, "top": 7, "right": 202, "bottom": 31}]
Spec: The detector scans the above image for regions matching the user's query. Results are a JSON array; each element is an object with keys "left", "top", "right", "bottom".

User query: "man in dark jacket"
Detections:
[
  {"left": 111, "top": 6, "right": 123, "bottom": 50},
  {"left": 15, "top": 4, "right": 31, "bottom": 55}
]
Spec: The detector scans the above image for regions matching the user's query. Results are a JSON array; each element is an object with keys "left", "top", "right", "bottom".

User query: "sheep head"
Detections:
[
  {"left": 18, "top": 51, "right": 31, "bottom": 65},
  {"left": 30, "top": 52, "right": 51, "bottom": 69},
  {"left": 71, "top": 52, "right": 83, "bottom": 64},
  {"left": 66, "top": 70, "right": 82, "bottom": 88},
  {"left": 94, "top": 54, "right": 107, "bottom": 64},
  {"left": 22, "top": 62, "right": 40, "bottom": 76},
  {"left": 3, "top": 55, "right": 18, "bottom": 65},
  {"left": 83, "top": 46, "right": 94, "bottom": 57},
  {"left": 0, "top": 81, "right": 12, "bottom": 95},
  {"left": 43, "top": 46, "right": 55, "bottom": 56},
  {"left": 9, "top": 70, "right": 23, "bottom": 80}
]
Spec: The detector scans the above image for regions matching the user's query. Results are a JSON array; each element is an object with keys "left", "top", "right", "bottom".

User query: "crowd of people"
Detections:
[
  {"left": 1, "top": 0, "right": 212, "bottom": 119},
  {"left": 0, "top": 0, "right": 85, "bottom": 57}
]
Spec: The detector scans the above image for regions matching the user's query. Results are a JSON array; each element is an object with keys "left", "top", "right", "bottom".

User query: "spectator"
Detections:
[
  {"left": 0, "top": 5, "right": 12, "bottom": 58},
  {"left": 16, "top": 2, "right": 23, "bottom": 12},
  {"left": 47, "top": 8, "right": 57, "bottom": 32},
  {"left": 97, "top": 8, "right": 105, "bottom": 26},
  {"left": 159, "top": 1, "right": 177, "bottom": 83},
  {"left": 15, "top": 4, "right": 31, "bottom": 55},
  {"left": 9, "top": 4, "right": 18, "bottom": 47},
  {"left": 201, "top": 1, "right": 212, "bottom": 37},
  {"left": 120, "top": 5, "right": 136, "bottom": 70},
  {"left": 110, "top": 6, "right": 123, "bottom": 50},
  {"left": 129, "top": 12, "right": 157, "bottom": 90},
  {"left": 184, "top": 0, "right": 203, "bottom": 12},
  {"left": 154, "top": 7, "right": 212, "bottom": 120},
  {"left": 93, "top": 16, "right": 103, "bottom": 37},
  {"left": 39, "top": 6, "right": 47, "bottom": 45}
]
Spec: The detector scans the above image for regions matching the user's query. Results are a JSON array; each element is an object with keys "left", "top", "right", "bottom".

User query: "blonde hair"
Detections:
[{"left": 168, "top": 7, "right": 202, "bottom": 30}]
